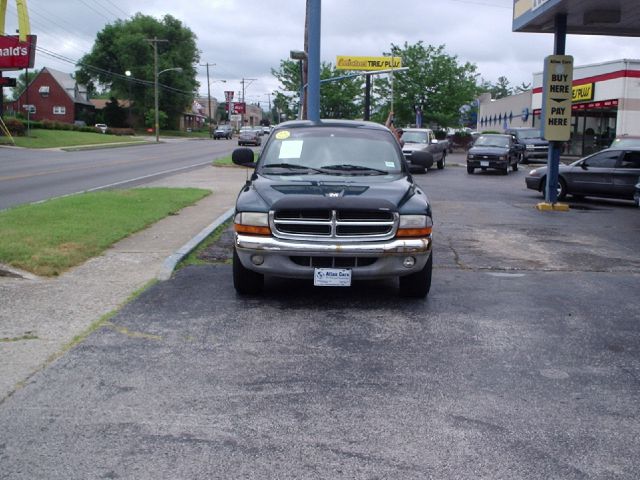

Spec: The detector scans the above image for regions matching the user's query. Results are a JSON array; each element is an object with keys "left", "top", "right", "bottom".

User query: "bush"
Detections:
[
  {"left": 106, "top": 127, "right": 135, "bottom": 136},
  {"left": 3, "top": 118, "right": 26, "bottom": 136},
  {"left": 434, "top": 129, "right": 447, "bottom": 140},
  {"left": 449, "top": 131, "right": 473, "bottom": 150}
]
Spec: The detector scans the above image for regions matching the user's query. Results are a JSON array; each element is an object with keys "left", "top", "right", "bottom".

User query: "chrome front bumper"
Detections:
[{"left": 235, "top": 233, "right": 432, "bottom": 279}]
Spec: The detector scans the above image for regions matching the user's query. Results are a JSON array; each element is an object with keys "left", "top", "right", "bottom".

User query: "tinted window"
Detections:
[
  {"left": 511, "top": 128, "right": 541, "bottom": 139},
  {"left": 619, "top": 151, "right": 640, "bottom": 169},
  {"left": 583, "top": 151, "right": 620, "bottom": 168}
]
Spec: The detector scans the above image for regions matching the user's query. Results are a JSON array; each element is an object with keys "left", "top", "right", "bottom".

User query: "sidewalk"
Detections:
[{"left": 0, "top": 165, "right": 248, "bottom": 401}]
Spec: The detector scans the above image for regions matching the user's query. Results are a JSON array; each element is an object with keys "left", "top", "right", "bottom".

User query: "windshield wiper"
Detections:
[
  {"left": 320, "top": 164, "right": 389, "bottom": 175},
  {"left": 262, "top": 163, "right": 324, "bottom": 173}
]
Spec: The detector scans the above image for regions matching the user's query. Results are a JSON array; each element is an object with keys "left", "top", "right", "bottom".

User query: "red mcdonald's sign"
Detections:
[{"left": 0, "top": 35, "right": 37, "bottom": 70}]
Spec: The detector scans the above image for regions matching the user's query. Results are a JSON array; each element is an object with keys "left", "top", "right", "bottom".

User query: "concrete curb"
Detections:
[{"left": 157, "top": 207, "right": 235, "bottom": 281}]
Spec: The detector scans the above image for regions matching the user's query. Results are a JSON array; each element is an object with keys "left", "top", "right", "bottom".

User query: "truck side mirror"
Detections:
[{"left": 232, "top": 148, "right": 257, "bottom": 167}]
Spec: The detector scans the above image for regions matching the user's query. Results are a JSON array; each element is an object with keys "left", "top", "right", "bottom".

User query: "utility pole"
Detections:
[
  {"left": 241, "top": 78, "right": 256, "bottom": 127},
  {"left": 200, "top": 62, "right": 215, "bottom": 131},
  {"left": 147, "top": 37, "right": 168, "bottom": 143}
]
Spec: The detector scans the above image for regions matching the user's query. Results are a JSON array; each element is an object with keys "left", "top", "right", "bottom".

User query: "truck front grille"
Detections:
[
  {"left": 271, "top": 209, "right": 397, "bottom": 241},
  {"left": 290, "top": 256, "right": 377, "bottom": 268}
]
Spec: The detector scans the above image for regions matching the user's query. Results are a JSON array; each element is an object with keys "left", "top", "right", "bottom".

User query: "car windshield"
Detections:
[
  {"left": 402, "top": 131, "right": 429, "bottom": 144},
  {"left": 515, "top": 128, "right": 542, "bottom": 139},
  {"left": 259, "top": 126, "right": 403, "bottom": 175},
  {"left": 474, "top": 136, "right": 509, "bottom": 148}
]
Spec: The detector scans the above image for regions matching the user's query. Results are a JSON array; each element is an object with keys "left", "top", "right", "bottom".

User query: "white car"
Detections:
[{"left": 94, "top": 123, "right": 108, "bottom": 133}]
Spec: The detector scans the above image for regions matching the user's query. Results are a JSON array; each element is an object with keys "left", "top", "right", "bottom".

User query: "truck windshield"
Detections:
[
  {"left": 402, "top": 131, "right": 429, "bottom": 144},
  {"left": 260, "top": 126, "right": 403, "bottom": 174},
  {"left": 475, "top": 136, "right": 509, "bottom": 147},
  {"left": 516, "top": 129, "right": 542, "bottom": 139}
]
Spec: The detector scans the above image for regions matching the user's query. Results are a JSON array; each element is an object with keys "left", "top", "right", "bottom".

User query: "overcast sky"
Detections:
[{"left": 4, "top": 0, "right": 640, "bottom": 105}]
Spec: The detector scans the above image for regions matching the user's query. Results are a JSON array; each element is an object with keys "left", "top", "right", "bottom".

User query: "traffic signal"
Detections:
[{"left": 0, "top": 77, "right": 17, "bottom": 87}]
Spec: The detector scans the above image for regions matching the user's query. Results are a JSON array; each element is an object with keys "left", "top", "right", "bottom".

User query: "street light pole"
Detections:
[
  {"left": 290, "top": 50, "right": 306, "bottom": 120},
  {"left": 125, "top": 70, "right": 132, "bottom": 127}
]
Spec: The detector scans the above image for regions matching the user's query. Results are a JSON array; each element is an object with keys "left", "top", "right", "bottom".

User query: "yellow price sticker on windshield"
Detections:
[{"left": 275, "top": 130, "right": 290, "bottom": 140}]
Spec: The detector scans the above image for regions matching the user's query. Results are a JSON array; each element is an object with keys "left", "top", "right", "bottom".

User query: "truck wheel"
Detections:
[
  {"left": 512, "top": 160, "right": 518, "bottom": 172},
  {"left": 233, "top": 248, "right": 264, "bottom": 294},
  {"left": 399, "top": 253, "right": 432, "bottom": 298},
  {"left": 437, "top": 152, "right": 446, "bottom": 169},
  {"left": 467, "top": 166, "right": 474, "bottom": 174}
]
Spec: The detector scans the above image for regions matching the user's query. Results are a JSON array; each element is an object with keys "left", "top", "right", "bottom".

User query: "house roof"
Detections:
[{"left": 41, "top": 67, "right": 93, "bottom": 106}]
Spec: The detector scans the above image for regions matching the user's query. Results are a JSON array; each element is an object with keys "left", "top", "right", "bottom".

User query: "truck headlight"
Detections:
[
  {"left": 234, "top": 212, "right": 271, "bottom": 235},
  {"left": 467, "top": 154, "right": 475, "bottom": 159},
  {"left": 397, "top": 215, "right": 433, "bottom": 237}
]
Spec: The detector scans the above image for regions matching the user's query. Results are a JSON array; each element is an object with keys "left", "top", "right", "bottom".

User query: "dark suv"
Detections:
[
  {"left": 230, "top": 119, "right": 434, "bottom": 297},
  {"left": 505, "top": 127, "right": 549, "bottom": 163}
]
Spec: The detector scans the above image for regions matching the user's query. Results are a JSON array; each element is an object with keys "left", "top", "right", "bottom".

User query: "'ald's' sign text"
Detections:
[{"left": 0, "top": 35, "right": 37, "bottom": 69}]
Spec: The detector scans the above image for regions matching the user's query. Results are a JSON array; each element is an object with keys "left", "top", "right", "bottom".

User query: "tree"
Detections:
[
  {"left": 479, "top": 76, "right": 512, "bottom": 99},
  {"left": 103, "top": 97, "right": 127, "bottom": 127},
  {"left": 76, "top": 13, "right": 199, "bottom": 129},
  {"left": 9, "top": 69, "right": 40, "bottom": 100},
  {"left": 319, "top": 63, "right": 363, "bottom": 119},
  {"left": 514, "top": 82, "right": 532, "bottom": 94},
  {"left": 272, "top": 59, "right": 364, "bottom": 120},
  {"left": 372, "top": 42, "right": 479, "bottom": 128}
]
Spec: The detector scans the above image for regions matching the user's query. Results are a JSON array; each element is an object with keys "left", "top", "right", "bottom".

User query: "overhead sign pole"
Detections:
[
  {"left": 306, "top": 0, "right": 321, "bottom": 123},
  {"left": 0, "top": 0, "right": 34, "bottom": 120},
  {"left": 541, "top": 14, "right": 570, "bottom": 208}
]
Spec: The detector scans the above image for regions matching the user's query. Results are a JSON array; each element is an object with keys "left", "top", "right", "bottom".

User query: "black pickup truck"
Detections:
[{"left": 231, "top": 119, "right": 434, "bottom": 297}]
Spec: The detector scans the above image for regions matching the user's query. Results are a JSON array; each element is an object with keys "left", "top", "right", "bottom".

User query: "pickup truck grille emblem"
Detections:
[{"left": 271, "top": 209, "right": 397, "bottom": 241}]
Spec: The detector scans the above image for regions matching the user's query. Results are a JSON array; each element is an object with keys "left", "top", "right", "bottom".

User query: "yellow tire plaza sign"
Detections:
[{"left": 336, "top": 56, "right": 402, "bottom": 71}]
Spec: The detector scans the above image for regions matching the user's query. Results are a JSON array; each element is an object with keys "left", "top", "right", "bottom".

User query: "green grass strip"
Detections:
[
  {"left": 8, "top": 129, "right": 145, "bottom": 149},
  {"left": 0, "top": 188, "right": 210, "bottom": 276}
]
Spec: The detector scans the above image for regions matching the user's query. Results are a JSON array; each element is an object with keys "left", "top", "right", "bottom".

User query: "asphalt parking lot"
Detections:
[{"left": 1, "top": 157, "right": 639, "bottom": 479}]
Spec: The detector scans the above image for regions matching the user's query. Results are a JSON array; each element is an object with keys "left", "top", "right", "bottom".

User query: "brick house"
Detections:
[{"left": 11, "top": 67, "right": 94, "bottom": 124}]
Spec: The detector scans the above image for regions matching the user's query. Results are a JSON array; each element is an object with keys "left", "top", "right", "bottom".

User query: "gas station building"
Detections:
[{"left": 478, "top": 57, "right": 640, "bottom": 157}]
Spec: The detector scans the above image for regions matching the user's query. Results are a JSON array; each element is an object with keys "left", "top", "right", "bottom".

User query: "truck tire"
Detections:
[
  {"left": 467, "top": 166, "right": 474, "bottom": 174},
  {"left": 399, "top": 253, "right": 432, "bottom": 298},
  {"left": 233, "top": 248, "right": 264, "bottom": 294},
  {"left": 437, "top": 152, "right": 446, "bottom": 169}
]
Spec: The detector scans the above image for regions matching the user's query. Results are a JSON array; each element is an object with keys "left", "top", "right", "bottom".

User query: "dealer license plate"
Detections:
[
  {"left": 314, "top": 268, "right": 352, "bottom": 287},
  {"left": 480, "top": 161, "right": 489, "bottom": 167}
]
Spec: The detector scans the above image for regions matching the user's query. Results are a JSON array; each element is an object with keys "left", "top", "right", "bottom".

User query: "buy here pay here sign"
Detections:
[{"left": 542, "top": 55, "right": 574, "bottom": 141}]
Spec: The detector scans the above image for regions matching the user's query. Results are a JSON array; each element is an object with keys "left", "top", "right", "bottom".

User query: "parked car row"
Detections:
[
  {"left": 524, "top": 147, "right": 640, "bottom": 203},
  {"left": 462, "top": 132, "right": 640, "bottom": 206},
  {"left": 211, "top": 125, "right": 274, "bottom": 140}
]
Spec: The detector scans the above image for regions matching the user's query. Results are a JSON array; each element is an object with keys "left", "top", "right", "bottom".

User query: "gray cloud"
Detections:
[{"left": 4, "top": 0, "right": 639, "bottom": 103}]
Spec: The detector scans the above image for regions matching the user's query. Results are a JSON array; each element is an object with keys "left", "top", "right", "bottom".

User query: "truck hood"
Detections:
[
  {"left": 402, "top": 143, "right": 430, "bottom": 153},
  {"left": 522, "top": 138, "right": 548, "bottom": 146},
  {"left": 243, "top": 174, "right": 417, "bottom": 212}
]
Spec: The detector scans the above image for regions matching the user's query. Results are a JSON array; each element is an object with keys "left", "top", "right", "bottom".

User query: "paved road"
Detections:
[
  {"left": 1, "top": 157, "right": 639, "bottom": 479},
  {"left": 0, "top": 137, "right": 236, "bottom": 210}
]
